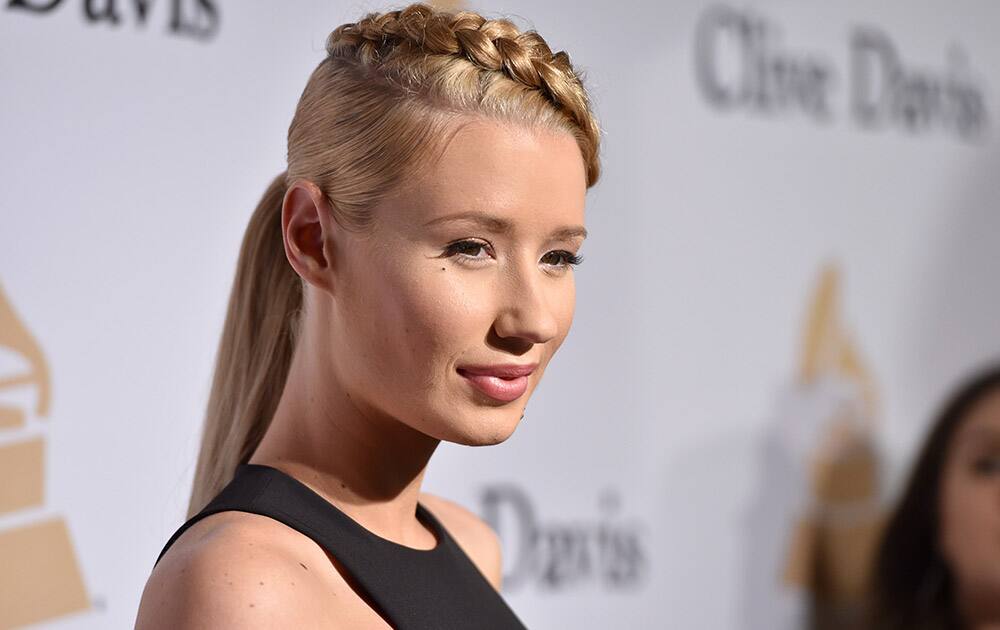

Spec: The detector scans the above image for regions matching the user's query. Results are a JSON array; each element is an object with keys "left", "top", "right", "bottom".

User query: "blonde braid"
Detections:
[{"left": 327, "top": 3, "right": 601, "bottom": 186}]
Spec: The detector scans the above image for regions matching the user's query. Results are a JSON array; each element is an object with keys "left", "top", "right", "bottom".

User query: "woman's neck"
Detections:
[{"left": 249, "top": 342, "right": 442, "bottom": 549}]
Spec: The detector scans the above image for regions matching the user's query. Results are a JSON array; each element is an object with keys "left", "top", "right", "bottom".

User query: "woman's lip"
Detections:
[
  {"left": 456, "top": 363, "right": 537, "bottom": 378},
  {"left": 457, "top": 369, "right": 530, "bottom": 403}
]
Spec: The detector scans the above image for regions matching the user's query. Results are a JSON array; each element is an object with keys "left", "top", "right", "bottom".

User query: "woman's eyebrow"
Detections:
[
  {"left": 551, "top": 225, "right": 588, "bottom": 241},
  {"left": 423, "top": 211, "right": 511, "bottom": 233},
  {"left": 423, "top": 210, "right": 587, "bottom": 240}
]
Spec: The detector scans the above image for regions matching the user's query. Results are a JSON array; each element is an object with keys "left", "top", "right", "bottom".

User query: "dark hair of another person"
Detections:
[{"left": 867, "top": 363, "right": 1000, "bottom": 630}]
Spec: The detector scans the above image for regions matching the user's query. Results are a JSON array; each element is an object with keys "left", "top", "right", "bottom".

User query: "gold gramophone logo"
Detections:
[
  {"left": 781, "top": 263, "right": 885, "bottom": 625},
  {"left": 0, "top": 280, "right": 89, "bottom": 628}
]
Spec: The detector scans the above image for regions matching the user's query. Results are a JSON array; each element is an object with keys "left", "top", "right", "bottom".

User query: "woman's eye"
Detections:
[
  {"left": 541, "top": 250, "right": 584, "bottom": 268},
  {"left": 441, "top": 242, "right": 582, "bottom": 268},
  {"left": 444, "top": 240, "right": 492, "bottom": 260},
  {"left": 971, "top": 455, "right": 1000, "bottom": 476}
]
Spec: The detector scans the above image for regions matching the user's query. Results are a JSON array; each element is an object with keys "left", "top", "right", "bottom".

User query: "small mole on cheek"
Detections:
[{"left": 441, "top": 267, "right": 445, "bottom": 271}]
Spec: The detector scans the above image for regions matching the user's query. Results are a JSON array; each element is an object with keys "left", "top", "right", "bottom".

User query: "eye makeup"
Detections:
[{"left": 439, "top": 239, "right": 583, "bottom": 270}]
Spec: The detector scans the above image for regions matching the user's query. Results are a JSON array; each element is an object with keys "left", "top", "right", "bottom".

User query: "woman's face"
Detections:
[
  {"left": 939, "top": 387, "right": 1000, "bottom": 619},
  {"left": 326, "top": 119, "right": 587, "bottom": 445}
]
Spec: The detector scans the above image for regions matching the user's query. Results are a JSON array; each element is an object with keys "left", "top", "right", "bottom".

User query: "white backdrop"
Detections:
[{"left": 2, "top": 1, "right": 999, "bottom": 628}]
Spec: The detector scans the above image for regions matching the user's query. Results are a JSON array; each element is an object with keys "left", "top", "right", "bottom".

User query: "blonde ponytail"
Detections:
[{"left": 186, "top": 172, "right": 302, "bottom": 517}]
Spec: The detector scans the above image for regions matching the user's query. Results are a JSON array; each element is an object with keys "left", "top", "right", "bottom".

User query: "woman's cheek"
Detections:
[
  {"left": 941, "top": 470, "right": 992, "bottom": 569},
  {"left": 561, "top": 280, "right": 577, "bottom": 329},
  {"left": 379, "top": 265, "right": 488, "bottom": 364},
  {"left": 548, "top": 277, "right": 577, "bottom": 346},
  {"left": 412, "top": 273, "right": 493, "bottom": 346}
]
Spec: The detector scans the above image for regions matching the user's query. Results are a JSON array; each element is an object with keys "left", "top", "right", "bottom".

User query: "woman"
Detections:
[
  {"left": 136, "top": 3, "right": 600, "bottom": 628},
  {"left": 867, "top": 363, "right": 1000, "bottom": 630}
]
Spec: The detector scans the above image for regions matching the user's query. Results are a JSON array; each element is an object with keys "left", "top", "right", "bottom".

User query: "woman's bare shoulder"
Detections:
[
  {"left": 135, "top": 512, "right": 383, "bottom": 629},
  {"left": 419, "top": 492, "right": 503, "bottom": 590}
]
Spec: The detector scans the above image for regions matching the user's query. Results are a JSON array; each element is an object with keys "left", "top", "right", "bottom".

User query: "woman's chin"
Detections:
[{"left": 440, "top": 411, "right": 524, "bottom": 446}]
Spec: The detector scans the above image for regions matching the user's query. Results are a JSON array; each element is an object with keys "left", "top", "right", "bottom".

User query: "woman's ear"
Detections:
[{"left": 281, "top": 179, "right": 338, "bottom": 295}]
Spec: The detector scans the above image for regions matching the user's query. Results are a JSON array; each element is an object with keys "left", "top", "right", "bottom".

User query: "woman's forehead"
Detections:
[
  {"left": 385, "top": 119, "right": 587, "bottom": 229},
  {"left": 955, "top": 389, "right": 1000, "bottom": 444}
]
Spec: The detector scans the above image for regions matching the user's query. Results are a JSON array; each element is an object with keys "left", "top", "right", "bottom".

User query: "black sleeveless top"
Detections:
[{"left": 155, "top": 463, "right": 527, "bottom": 629}]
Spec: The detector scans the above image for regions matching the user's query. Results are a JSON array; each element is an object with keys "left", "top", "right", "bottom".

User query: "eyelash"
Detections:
[{"left": 443, "top": 239, "right": 583, "bottom": 268}]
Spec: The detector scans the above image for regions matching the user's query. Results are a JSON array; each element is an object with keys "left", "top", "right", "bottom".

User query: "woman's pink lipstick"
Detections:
[{"left": 457, "top": 363, "right": 536, "bottom": 403}]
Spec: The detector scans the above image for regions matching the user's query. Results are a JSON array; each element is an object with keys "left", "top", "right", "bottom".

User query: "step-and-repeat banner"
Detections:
[{"left": 2, "top": 1, "right": 998, "bottom": 628}]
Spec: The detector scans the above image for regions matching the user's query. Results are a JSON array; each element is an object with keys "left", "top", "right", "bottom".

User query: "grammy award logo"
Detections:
[
  {"left": 0, "top": 280, "right": 89, "bottom": 628},
  {"left": 779, "top": 264, "right": 885, "bottom": 627}
]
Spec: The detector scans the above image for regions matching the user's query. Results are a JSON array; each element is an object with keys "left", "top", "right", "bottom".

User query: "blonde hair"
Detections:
[{"left": 186, "top": 2, "right": 602, "bottom": 517}]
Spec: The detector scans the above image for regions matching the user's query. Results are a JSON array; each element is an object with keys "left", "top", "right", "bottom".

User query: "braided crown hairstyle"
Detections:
[
  {"left": 324, "top": 3, "right": 600, "bottom": 187},
  {"left": 187, "top": 3, "right": 602, "bottom": 516}
]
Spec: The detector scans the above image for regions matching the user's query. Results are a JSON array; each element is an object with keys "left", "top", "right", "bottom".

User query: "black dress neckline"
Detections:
[
  {"left": 156, "top": 460, "right": 529, "bottom": 628},
  {"left": 237, "top": 463, "right": 446, "bottom": 556}
]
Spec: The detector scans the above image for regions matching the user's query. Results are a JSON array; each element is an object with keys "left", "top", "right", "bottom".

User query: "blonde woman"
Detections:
[{"left": 136, "top": 3, "right": 601, "bottom": 628}]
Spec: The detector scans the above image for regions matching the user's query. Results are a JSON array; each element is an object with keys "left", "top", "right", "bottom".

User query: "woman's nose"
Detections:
[{"left": 491, "top": 270, "right": 560, "bottom": 345}]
